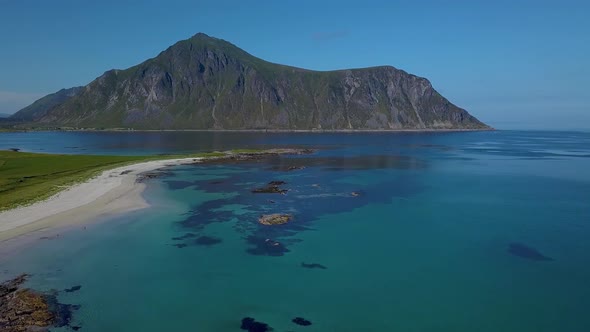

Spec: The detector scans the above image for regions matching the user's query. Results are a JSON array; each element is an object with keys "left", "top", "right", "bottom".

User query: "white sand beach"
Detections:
[{"left": 0, "top": 158, "right": 200, "bottom": 242}]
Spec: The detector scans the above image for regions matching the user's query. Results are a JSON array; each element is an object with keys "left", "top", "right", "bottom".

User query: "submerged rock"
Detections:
[
  {"left": 64, "top": 285, "right": 82, "bottom": 293},
  {"left": 301, "top": 262, "right": 327, "bottom": 270},
  {"left": 200, "top": 149, "right": 315, "bottom": 166},
  {"left": 246, "top": 237, "right": 290, "bottom": 256},
  {"left": 194, "top": 236, "right": 223, "bottom": 246},
  {"left": 508, "top": 243, "right": 553, "bottom": 261},
  {"left": 271, "top": 165, "right": 306, "bottom": 172},
  {"left": 292, "top": 317, "right": 312, "bottom": 326},
  {"left": 258, "top": 214, "right": 293, "bottom": 226},
  {"left": 171, "top": 233, "right": 197, "bottom": 241},
  {"left": 289, "top": 165, "right": 305, "bottom": 171},
  {"left": 240, "top": 317, "right": 272, "bottom": 332}
]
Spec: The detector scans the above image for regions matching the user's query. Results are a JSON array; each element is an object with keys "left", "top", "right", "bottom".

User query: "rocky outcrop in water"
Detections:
[
  {"left": 258, "top": 214, "right": 293, "bottom": 226},
  {"left": 11, "top": 33, "right": 489, "bottom": 130},
  {"left": 251, "top": 181, "right": 288, "bottom": 194},
  {"left": 0, "top": 274, "right": 78, "bottom": 332}
]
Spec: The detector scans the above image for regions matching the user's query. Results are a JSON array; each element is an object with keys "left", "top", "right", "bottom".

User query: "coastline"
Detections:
[
  {"left": 1, "top": 127, "right": 495, "bottom": 133},
  {"left": 0, "top": 157, "right": 199, "bottom": 242}
]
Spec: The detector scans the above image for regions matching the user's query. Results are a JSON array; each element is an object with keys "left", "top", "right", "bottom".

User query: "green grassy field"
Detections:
[
  {"left": 0, "top": 150, "right": 231, "bottom": 211},
  {"left": 0, "top": 151, "right": 152, "bottom": 211}
]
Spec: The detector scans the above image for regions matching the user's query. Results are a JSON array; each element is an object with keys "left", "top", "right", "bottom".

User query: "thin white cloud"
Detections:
[{"left": 311, "top": 30, "right": 350, "bottom": 42}]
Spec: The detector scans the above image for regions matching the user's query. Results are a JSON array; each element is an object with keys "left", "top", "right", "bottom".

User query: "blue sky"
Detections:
[{"left": 0, "top": 0, "right": 588, "bottom": 129}]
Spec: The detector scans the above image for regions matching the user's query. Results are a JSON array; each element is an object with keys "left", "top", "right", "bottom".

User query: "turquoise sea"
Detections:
[{"left": 1, "top": 130, "right": 589, "bottom": 331}]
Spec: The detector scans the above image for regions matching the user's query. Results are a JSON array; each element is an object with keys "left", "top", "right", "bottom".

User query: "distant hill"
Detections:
[
  {"left": 12, "top": 33, "right": 489, "bottom": 130},
  {"left": 11, "top": 87, "right": 83, "bottom": 121},
  {"left": 0, "top": 113, "right": 12, "bottom": 118}
]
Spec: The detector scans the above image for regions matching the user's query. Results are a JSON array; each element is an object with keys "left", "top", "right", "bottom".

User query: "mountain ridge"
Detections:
[{"left": 12, "top": 33, "right": 490, "bottom": 130}]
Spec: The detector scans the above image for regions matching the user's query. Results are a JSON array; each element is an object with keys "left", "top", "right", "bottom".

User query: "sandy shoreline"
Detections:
[{"left": 0, "top": 157, "right": 199, "bottom": 242}]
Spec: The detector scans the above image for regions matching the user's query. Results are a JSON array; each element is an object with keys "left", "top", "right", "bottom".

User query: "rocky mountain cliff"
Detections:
[{"left": 12, "top": 33, "right": 489, "bottom": 130}]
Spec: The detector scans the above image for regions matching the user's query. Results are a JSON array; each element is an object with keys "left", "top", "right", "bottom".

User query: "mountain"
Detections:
[
  {"left": 11, "top": 87, "right": 83, "bottom": 121},
  {"left": 0, "top": 113, "right": 12, "bottom": 118},
  {"left": 12, "top": 33, "right": 489, "bottom": 130}
]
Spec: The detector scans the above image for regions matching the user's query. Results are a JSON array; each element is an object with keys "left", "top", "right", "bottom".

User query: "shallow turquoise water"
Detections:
[{"left": 1, "top": 131, "right": 589, "bottom": 331}]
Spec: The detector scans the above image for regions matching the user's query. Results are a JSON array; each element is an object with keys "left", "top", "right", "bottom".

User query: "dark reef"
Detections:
[
  {"left": 170, "top": 149, "right": 424, "bottom": 257},
  {"left": 292, "top": 317, "right": 312, "bottom": 326},
  {"left": 241, "top": 317, "right": 272, "bottom": 332},
  {"left": 301, "top": 262, "right": 327, "bottom": 270}
]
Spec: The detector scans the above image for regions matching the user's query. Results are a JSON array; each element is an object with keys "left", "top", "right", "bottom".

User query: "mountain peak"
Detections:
[
  {"left": 12, "top": 34, "right": 489, "bottom": 130},
  {"left": 190, "top": 32, "right": 213, "bottom": 40}
]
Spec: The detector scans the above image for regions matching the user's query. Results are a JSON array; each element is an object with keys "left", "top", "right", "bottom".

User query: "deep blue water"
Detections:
[{"left": 1, "top": 130, "right": 589, "bottom": 331}]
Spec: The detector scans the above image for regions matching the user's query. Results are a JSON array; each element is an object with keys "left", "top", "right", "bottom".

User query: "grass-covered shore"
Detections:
[
  {"left": 0, "top": 148, "right": 311, "bottom": 212},
  {"left": 0, "top": 151, "right": 200, "bottom": 211}
]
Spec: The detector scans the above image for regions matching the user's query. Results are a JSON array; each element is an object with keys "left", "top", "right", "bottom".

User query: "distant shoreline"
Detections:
[{"left": 1, "top": 127, "right": 495, "bottom": 133}]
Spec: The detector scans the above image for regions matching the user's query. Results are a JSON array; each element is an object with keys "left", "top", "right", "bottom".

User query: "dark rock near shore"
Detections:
[
  {"left": 136, "top": 171, "right": 172, "bottom": 183},
  {"left": 0, "top": 274, "right": 79, "bottom": 332}
]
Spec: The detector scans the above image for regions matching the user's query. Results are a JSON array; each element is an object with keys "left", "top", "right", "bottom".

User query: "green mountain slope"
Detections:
[{"left": 14, "top": 33, "right": 489, "bottom": 130}]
